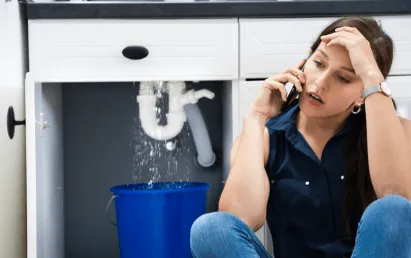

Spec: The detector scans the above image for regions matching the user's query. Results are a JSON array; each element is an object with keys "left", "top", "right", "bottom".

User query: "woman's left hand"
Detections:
[{"left": 320, "top": 26, "right": 384, "bottom": 88}]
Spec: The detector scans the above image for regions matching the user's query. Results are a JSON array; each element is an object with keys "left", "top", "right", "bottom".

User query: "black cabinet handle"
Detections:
[
  {"left": 122, "top": 46, "right": 149, "bottom": 60},
  {"left": 7, "top": 106, "right": 25, "bottom": 140}
]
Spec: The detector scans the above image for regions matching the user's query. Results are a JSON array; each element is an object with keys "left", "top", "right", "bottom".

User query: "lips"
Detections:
[{"left": 307, "top": 92, "right": 324, "bottom": 104}]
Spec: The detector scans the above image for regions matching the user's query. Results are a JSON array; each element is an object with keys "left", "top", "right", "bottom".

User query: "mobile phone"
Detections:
[{"left": 285, "top": 54, "right": 311, "bottom": 106}]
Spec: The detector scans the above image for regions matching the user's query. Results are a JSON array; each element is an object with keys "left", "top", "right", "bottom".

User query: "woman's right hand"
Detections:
[{"left": 248, "top": 58, "right": 308, "bottom": 120}]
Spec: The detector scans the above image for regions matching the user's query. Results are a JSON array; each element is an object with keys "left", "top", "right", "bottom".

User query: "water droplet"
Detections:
[{"left": 165, "top": 141, "right": 176, "bottom": 151}]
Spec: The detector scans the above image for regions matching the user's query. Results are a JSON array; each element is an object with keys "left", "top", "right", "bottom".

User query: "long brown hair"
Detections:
[{"left": 290, "top": 17, "right": 395, "bottom": 235}]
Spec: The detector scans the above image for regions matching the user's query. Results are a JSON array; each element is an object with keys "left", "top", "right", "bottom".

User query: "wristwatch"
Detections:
[{"left": 362, "top": 81, "right": 392, "bottom": 99}]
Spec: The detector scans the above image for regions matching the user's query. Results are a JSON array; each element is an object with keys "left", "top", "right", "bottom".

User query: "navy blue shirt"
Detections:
[{"left": 265, "top": 103, "right": 361, "bottom": 258}]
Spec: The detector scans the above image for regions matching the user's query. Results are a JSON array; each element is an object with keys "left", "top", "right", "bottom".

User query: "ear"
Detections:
[{"left": 354, "top": 96, "right": 364, "bottom": 106}]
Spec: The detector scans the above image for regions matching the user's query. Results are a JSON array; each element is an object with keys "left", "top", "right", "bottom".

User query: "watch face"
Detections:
[{"left": 380, "top": 81, "right": 392, "bottom": 96}]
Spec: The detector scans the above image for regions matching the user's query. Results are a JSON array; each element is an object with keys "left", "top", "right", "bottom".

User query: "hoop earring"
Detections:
[{"left": 352, "top": 105, "right": 361, "bottom": 114}]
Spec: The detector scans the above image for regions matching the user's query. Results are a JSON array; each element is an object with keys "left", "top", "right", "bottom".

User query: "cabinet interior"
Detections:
[{"left": 35, "top": 80, "right": 234, "bottom": 258}]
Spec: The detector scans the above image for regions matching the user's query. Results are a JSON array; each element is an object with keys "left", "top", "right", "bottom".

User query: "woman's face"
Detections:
[{"left": 299, "top": 41, "right": 364, "bottom": 119}]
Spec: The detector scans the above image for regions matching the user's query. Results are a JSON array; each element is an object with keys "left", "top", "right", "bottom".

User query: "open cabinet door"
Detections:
[
  {"left": 25, "top": 75, "right": 42, "bottom": 258},
  {"left": 0, "top": 0, "right": 27, "bottom": 257},
  {"left": 26, "top": 74, "right": 64, "bottom": 258}
]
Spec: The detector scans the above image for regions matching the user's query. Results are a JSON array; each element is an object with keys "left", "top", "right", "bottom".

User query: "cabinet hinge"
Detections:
[{"left": 36, "top": 113, "right": 49, "bottom": 137}]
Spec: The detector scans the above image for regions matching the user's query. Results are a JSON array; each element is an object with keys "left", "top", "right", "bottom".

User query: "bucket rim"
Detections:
[{"left": 110, "top": 181, "right": 210, "bottom": 195}]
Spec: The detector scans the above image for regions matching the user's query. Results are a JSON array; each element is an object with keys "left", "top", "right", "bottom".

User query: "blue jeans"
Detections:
[{"left": 190, "top": 195, "right": 411, "bottom": 257}]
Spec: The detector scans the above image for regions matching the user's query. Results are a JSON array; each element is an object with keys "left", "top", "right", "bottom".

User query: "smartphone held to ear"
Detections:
[
  {"left": 285, "top": 54, "right": 310, "bottom": 106},
  {"left": 285, "top": 66, "right": 305, "bottom": 105}
]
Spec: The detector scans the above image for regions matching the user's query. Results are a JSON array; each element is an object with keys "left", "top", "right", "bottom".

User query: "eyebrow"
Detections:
[
  {"left": 318, "top": 49, "right": 329, "bottom": 59},
  {"left": 317, "top": 49, "right": 356, "bottom": 75},
  {"left": 340, "top": 66, "right": 356, "bottom": 74}
]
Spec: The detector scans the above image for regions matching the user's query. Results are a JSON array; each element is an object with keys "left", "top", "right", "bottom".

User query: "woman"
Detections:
[{"left": 190, "top": 17, "right": 411, "bottom": 258}]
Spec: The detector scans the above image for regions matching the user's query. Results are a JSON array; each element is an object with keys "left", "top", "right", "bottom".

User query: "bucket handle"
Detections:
[{"left": 105, "top": 195, "right": 117, "bottom": 226}]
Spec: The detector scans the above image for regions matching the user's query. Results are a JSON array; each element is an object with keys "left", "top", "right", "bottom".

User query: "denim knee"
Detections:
[
  {"left": 190, "top": 211, "right": 245, "bottom": 256},
  {"left": 352, "top": 195, "right": 411, "bottom": 258},
  {"left": 190, "top": 212, "right": 235, "bottom": 247},
  {"left": 360, "top": 194, "right": 411, "bottom": 236}
]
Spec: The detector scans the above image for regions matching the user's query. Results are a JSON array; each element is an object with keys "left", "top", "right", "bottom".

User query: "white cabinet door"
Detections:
[
  {"left": 0, "top": 0, "right": 27, "bottom": 258},
  {"left": 387, "top": 76, "right": 411, "bottom": 119},
  {"left": 240, "top": 15, "right": 411, "bottom": 79},
  {"left": 238, "top": 81, "right": 261, "bottom": 129},
  {"left": 25, "top": 76, "right": 64, "bottom": 258},
  {"left": 375, "top": 15, "right": 411, "bottom": 76},
  {"left": 0, "top": 89, "right": 26, "bottom": 258},
  {"left": 0, "top": 0, "right": 5, "bottom": 75},
  {"left": 237, "top": 80, "right": 272, "bottom": 254},
  {"left": 240, "top": 18, "right": 334, "bottom": 79},
  {"left": 237, "top": 80, "right": 294, "bottom": 130}
]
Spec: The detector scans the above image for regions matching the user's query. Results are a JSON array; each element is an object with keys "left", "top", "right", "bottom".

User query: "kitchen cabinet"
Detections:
[
  {"left": 240, "top": 16, "right": 411, "bottom": 80},
  {"left": 239, "top": 17, "right": 335, "bottom": 79},
  {"left": 23, "top": 11, "right": 411, "bottom": 258},
  {"left": 0, "top": 0, "right": 27, "bottom": 257},
  {"left": 26, "top": 18, "right": 238, "bottom": 258}
]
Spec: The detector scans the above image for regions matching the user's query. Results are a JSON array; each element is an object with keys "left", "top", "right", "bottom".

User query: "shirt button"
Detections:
[
  {"left": 271, "top": 180, "right": 275, "bottom": 184},
  {"left": 305, "top": 181, "right": 310, "bottom": 186},
  {"left": 341, "top": 175, "right": 345, "bottom": 180}
]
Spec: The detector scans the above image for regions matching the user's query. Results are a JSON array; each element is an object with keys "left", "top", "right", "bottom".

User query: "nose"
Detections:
[{"left": 314, "top": 71, "right": 331, "bottom": 92}]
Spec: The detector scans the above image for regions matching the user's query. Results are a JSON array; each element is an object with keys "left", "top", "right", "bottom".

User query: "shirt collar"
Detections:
[{"left": 266, "top": 102, "right": 357, "bottom": 136}]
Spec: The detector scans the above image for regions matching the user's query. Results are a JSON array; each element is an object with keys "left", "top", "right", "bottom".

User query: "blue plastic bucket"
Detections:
[{"left": 109, "top": 182, "right": 210, "bottom": 258}]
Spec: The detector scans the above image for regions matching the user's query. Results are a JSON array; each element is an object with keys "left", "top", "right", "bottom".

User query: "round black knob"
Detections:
[
  {"left": 7, "top": 106, "right": 25, "bottom": 139},
  {"left": 122, "top": 46, "right": 149, "bottom": 60}
]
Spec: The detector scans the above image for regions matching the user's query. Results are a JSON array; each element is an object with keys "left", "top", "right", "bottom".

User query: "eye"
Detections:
[
  {"left": 337, "top": 75, "right": 351, "bottom": 84},
  {"left": 314, "top": 60, "right": 324, "bottom": 67}
]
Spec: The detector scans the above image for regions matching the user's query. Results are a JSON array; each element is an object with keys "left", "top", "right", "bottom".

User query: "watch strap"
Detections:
[{"left": 362, "top": 84, "right": 381, "bottom": 99}]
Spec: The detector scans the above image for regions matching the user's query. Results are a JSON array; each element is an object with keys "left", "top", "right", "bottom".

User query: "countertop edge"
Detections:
[{"left": 24, "top": 0, "right": 411, "bottom": 20}]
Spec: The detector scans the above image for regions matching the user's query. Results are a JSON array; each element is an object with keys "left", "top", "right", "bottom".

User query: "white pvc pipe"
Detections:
[
  {"left": 137, "top": 81, "right": 216, "bottom": 143},
  {"left": 184, "top": 103, "right": 216, "bottom": 167},
  {"left": 137, "top": 81, "right": 186, "bottom": 141}
]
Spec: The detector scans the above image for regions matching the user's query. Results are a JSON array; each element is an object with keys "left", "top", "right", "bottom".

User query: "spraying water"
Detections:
[{"left": 131, "top": 82, "right": 191, "bottom": 185}]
